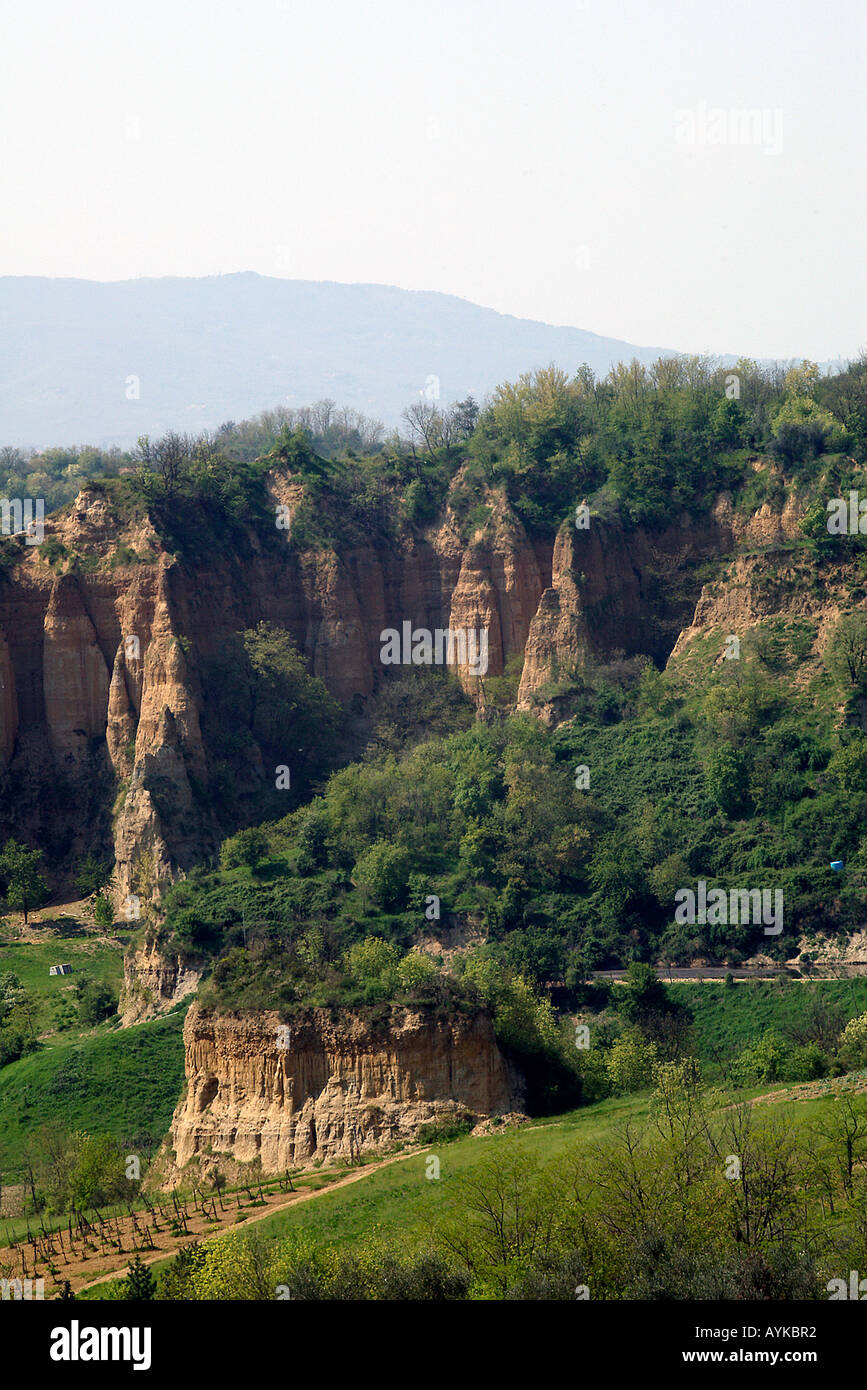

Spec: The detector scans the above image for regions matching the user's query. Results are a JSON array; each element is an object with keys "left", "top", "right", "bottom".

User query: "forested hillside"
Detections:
[{"left": 4, "top": 351, "right": 867, "bottom": 1307}]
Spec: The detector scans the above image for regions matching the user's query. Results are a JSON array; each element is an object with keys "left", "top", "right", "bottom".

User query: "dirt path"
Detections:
[
  {"left": 716, "top": 1068, "right": 867, "bottom": 1114},
  {"left": 2, "top": 1148, "right": 424, "bottom": 1298},
  {"left": 746, "top": 1071, "right": 867, "bottom": 1107}
]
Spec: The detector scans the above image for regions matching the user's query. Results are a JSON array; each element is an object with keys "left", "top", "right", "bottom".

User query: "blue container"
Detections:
[{"left": 830, "top": 860, "right": 844, "bottom": 872}]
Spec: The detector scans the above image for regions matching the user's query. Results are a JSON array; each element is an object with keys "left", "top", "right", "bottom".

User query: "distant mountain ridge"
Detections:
[{"left": 0, "top": 273, "right": 677, "bottom": 448}]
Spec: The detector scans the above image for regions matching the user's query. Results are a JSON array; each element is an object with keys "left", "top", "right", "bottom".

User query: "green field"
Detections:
[
  {"left": 80, "top": 1078, "right": 856, "bottom": 1301},
  {"left": 669, "top": 978, "right": 867, "bottom": 1064},
  {"left": 246, "top": 1095, "right": 649, "bottom": 1249},
  {"left": 10, "top": 976, "right": 867, "bottom": 1300},
  {"left": 80, "top": 1093, "right": 651, "bottom": 1298},
  {"left": 0, "top": 925, "right": 126, "bottom": 1036},
  {"left": 0, "top": 1009, "right": 187, "bottom": 1178}
]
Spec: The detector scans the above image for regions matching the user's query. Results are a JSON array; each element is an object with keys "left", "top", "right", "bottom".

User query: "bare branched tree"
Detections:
[{"left": 401, "top": 401, "right": 443, "bottom": 458}]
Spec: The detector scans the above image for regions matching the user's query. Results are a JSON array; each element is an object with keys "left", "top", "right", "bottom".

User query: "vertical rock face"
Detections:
[
  {"left": 105, "top": 645, "right": 137, "bottom": 777},
  {"left": 42, "top": 574, "right": 111, "bottom": 762},
  {"left": 0, "top": 478, "right": 739, "bottom": 897},
  {"left": 516, "top": 514, "right": 727, "bottom": 708},
  {"left": 113, "top": 707, "right": 205, "bottom": 901},
  {"left": 0, "top": 628, "right": 17, "bottom": 767},
  {"left": 445, "top": 501, "right": 549, "bottom": 693},
  {"left": 111, "top": 560, "right": 217, "bottom": 902},
  {"left": 283, "top": 501, "right": 549, "bottom": 700},
  {"left": 297, "top": 548, "right": 375, "bottom": 703},
  {"left": 121, "top": 935, "right": 204, "bottom": 1025},
  {"left": 169, "top": 1003, "right": 525, "bottom": 1172}
]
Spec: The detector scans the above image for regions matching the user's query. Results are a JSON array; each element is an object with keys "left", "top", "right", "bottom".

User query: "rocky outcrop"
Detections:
[
  {"left": 669, "top": 548, "right": 848, "bottom": 676},
  {"left": 710, "top": 476, "right": 806, "bottom": 548},
  {"left": 517, "top": 512, "right": 725, "bottom": 708},
  {"left": 42, "top": 574, "right": 111, "bottom": 763},
  {"left": 121, "top": 936, "right": 204, "bottom": 1026},
  {"left": 444, "top": 498, "right": 549, "bottom": 694},
  {"left": 110, "top": 560, "right": 216, "bottom": 902},
  {"left": 0, "top": 482, "right": 557, "bottom": 898},
  {"left": 0, "top": 470, "right": 812, "bottom": 901},
  {"left": 169, "top": 1003, "right": 524, "bottom": 1172}
]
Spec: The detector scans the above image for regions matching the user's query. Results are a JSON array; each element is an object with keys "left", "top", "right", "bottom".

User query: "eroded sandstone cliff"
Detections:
[
  {"left": 121, "top": 934, "right": 205, "bottom": 1026},
  {"left": 0, "top": 467, "right": 809, "bottom": 905},
  {"left": 169, "top": 1002, "right": 524, "bottom": 1173}
]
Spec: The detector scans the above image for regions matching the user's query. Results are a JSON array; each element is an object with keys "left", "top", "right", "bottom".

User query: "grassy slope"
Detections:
[
  {"left": 245, "top": 1095, "right": 648, "bottom": 1249},
  {"left": 79, "top": 1093, "right": 650, "bottom": 1298},
  {"left": 81, "top": 1078, "right": 857, "bottom": 1300},
  {"left": 5, "top": 979, "right": 866, "bottom": 1185},
  {"left": 9, "top": 976, "right": 866, "bottom": 1298},
  {"left": 0, "top": 1010, "right": 187, "bottom": 1178},
  {"left": 0, "top": 928, "right": 125, "bottom": 1035},
  {"left": 669, "top": 978, "right": 867, "bottom": 1063}
]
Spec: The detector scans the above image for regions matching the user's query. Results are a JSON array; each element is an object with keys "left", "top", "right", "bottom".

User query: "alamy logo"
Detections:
[
  {"left": 49, "top": 1320, "right": 152, "bottom": 1371},
  {"left": 827, "top": 492, "right": 867, "bottom": 534},
  {"left": 2, "top": 1277, "right": 44, "bottom": 1300},
  {"left": 380, "top": 622, "right": 489, "bottom": 676},
  {"left": 1, "top": 498, "right": 44, "bottom": 546},
  {"left": 675, "top": 102, "right": 783, "bottom": 155},
  {"left": 674, "top": 880, "right": 783, "bottom": 935},
  {"left": 828, "top": 1270, "right": 867, "bottom": 1299}
]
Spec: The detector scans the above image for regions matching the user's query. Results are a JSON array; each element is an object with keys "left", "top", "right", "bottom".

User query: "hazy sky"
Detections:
[{"left": 1, "top": 0, "right": 864, "bottom": 360}]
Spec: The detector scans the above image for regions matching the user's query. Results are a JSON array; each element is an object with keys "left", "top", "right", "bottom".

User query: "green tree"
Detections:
[
  {"left": 838, "top": 1011, "right": 867, "bottom": 1070},
  {"left": 74, "top": 975, "right": 117, "bottom": 1026},
  {"left": 266, "top": 425, "right": 331, "bottom": 479},
  {"left": 0, "top": 971, "right": 27, "bottom": 1024},
  {"left": 0, "top": 840, "right": 49, "bottom": 923},
  {"left": 157, "top": 1243, "right": 206, "bottom": 1300},
  {"left": 93, "top": 894, "right": 114, "bottom": 930},
  {"left": 220, "top": 827, "right": 270, "bottom": 870},
  {"left": 124, "top": 1254, "right": 157, "bottom": 1301},
  {"left": 731, "top": 1030, "right": 790, "bottom": 1085},
  {"left": 203, "top": 624, "right": 343, "bottom": 802},
  {"left": 437, "top": 1147, "right": 555, "bottom": 1297},
  {"left": 605, "top": 1028, "right": 658, "bottom": 1094},
  {"left": 351, "top": 842, "right": 411, "bottom": 910},
  {"left": 810, "top": 1090, "right": 867, "bottom": 1196},
  {"left": 30, "top": 1125, "right": 133, "bottom": 1212},
  {"left": 617, "top": 962, "right": 674, "bottom": 1027},
  {"left": 294, "top": 804, "right": 332, "bottom": 874},
  {"left": 636, "top": 662, "right": 674, "bottom": 715},
  {"left": 771, "top": 360, "right": 845, "bottom": 454},
  {"left": 69, "top": 1133, "right": 127, "bottom": 1208},
  {"left": 705, "top": 744, "right": 751, "bottom": 817},
  {"left": 828, "top": 737, "right": 867, "bottom": 798},
  {"left": 800, "top": 498, "right": 833, "bottom": 543},
  {"left": 74, "top": 855, "right": 113, "bottom": 898},
  {"left": 0, "top": 970, "right": 38, "bottom": 1059},
  {"left": 828, "top": 614, "right": 867, "bottom": 694},
  {"left": 396, "top": 951, "right": 438, "bottom": 992},
  {"left": 343, "top": 936, "right": 401, "bottom": 994}
]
